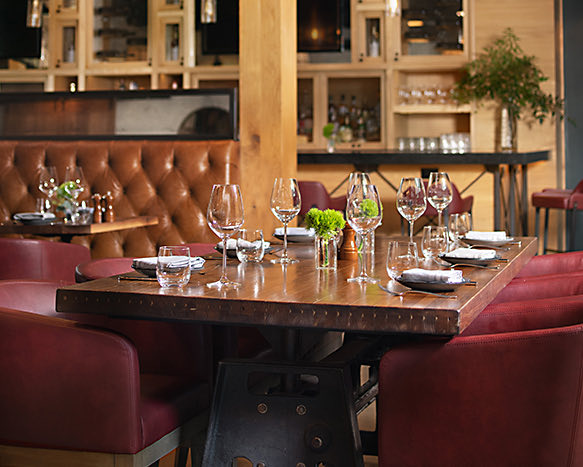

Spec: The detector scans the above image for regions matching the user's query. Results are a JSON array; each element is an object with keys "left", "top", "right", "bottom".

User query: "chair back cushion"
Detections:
[{"left": 0, "top": 238, "right": 90, "bottom": 282}]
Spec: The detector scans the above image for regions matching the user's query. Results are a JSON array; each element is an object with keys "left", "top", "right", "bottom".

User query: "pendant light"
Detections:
[
  {"left": 385, "top": 0, "right": 400, "bottom": 17},
  {"left": 201, "top": 0, "right": 217, "bottom": 24}
]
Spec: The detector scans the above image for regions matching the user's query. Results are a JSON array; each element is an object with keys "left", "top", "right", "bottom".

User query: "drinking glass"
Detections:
[
  {"left": 236, "top": 229, "right": 265, "bottom": 263},
  {"left": 427, "top": 172, "right": 453, "bottom": 226},
  {"left": 386, "top": 241, "right": 419, "bottom": 280},
  {"left": 38, "top": 166, "right": 58, "bottom": 208},
  {"left": 270, "top": 178, "right": 301, "bottom": 264},
  {"left": 448, "top": 212, "right": 472, "bottom": 246},
  {"left": 156, "top": 245, "right": 191, "bottom": 288},
  {"left": 396, "top": 177, "right": 426, "bottom": 242},
  {"left": 421, "top": 225, "right": 449, "bottom": 259},
  {"left": 346, "top": 183, "right": 382, "bottom": 283},
  {"left": 347, "top": 172, "right": 373, "bottom": 252},
  {"left": 207, "top": 184, "right": 245, "bottom": 289},
  {"left": 64, "top": 166, "right": 86, "bottom": 222}
]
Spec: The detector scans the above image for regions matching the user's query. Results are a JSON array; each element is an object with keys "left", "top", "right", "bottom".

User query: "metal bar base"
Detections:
[{"left": 202, "top": 359, "right": 364, "bottom": 467}]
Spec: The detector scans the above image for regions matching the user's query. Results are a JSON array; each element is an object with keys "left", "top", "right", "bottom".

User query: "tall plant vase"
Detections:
[
  {"left": 496, "top": 103, "right": 518, "bottom": 153},
  {"left": 315, "top": 235, "right": 338, "bottom": 270}
]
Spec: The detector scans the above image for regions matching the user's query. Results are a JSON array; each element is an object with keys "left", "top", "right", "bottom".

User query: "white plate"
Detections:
[
  {"left": 462, "top": 236, "right": 515, "bottom": 247},
  {"left": 273, "top": 227, "right": 315, "bottom": 243},
  {"left": 397, "top": 276, "right": 472, "bottom": 292},
  {"left": 439, "top": 253, "right": 502, "bottom": 267}
]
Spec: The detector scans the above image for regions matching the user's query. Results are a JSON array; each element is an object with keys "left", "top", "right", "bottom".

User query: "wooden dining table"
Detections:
[
  {"left": 56, "top": 235, "right": 537, "bottom": 466},
  {"left": 0, "top": 216, "right": 158, "bottom": 243}
]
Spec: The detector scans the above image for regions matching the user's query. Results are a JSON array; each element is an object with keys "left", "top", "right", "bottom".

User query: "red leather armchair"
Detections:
[
  {"left": 0, "top": 280, "right": 213, "bottom": 466},
  {"left": 378, "top": 295, "right": 583, "bottom": 467},
  {"left": 516, "top": 250, "right": 583, "bottom": 278},
  {"left": 0, "top": 238, "right": 90, "bottom": 283}
]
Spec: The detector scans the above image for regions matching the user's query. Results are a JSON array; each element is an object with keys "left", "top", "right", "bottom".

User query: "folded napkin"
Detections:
[
  {"left": 132, "top": 256, "right": 205, "bottom": 271},
  {"left": 13, "top": 212, "right": 56, "bottom": 221},
  {"left": 445, "top": 248, "right": 497, "bottom": 260},
  {"left": 401, "top": 268, "right": 463, "bottom": 283},
  {"left": 464, "top": 230, "right": 507, "bottom": 242},
  {"left": 218, "top": 239, "right": 270, "bottom": 250},
  {"left": 274, "top": 227, "right": 315, "bottom": 237}
]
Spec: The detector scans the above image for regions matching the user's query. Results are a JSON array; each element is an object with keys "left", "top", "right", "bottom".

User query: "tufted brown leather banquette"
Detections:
[{"left": 0, "top": 140, "right": 239, "bottom": 258}]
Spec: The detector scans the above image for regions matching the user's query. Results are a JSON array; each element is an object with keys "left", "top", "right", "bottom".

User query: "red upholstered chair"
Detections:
[
  {"left": 0, "top": 280, "right": 213, "bottom": 466},
  {"left": 0, "top": 238, "right": 90, "bottom": 283},
  {"left": 532, "top": 179, "right": 583, "bottom": 253},
  {"left": 490, "top": 270, "right": 583, "bottom": 305},
  {"left": 516, "top": 250, "right": 583, "bottom": 278},
  {"left": 377, "top": 295, "right": 583, "bottom": 467},
  {"left": 298, "top": 181, "right": 347, "bottom": 220}
]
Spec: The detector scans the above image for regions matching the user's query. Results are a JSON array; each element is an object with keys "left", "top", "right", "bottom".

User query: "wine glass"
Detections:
[
  {"left": 38, "top": 166, "right": 58, "bottom": 209},
  {"left": 64, "top": 166, "right": 87, "bottom": 222},
  {"left": 448, "top": 212, "right": 472, "bottom": 247},
  {"left": 396, "top": 177, "right": 427, "bottom": 242},
  {"left": 207, "top": 184, "right": 245, "bottom": 289},
  {"left": 421, "top": 225, "right": 449, "bottom": 259},
  {"left": 427, "top": 172, "right": 452, "bottom": 226},
  {"left": 270, "top": 177, "right": 301, "bottom": 264},
  {"left": 346, "top": 183, "right": 382, "bottom": 283},
  {"left": 347, "top": 172, "right": 372, "bottom": 251}
]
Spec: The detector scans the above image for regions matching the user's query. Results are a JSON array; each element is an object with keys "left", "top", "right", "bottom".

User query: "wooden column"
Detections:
[{"left": 239, "top": 0, "right": 297, "bottom": 231}]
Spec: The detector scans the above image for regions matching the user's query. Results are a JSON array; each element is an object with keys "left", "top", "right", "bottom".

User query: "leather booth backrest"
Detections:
[{"left": 0, "top": 140, "right": 239, "bottom": 258}]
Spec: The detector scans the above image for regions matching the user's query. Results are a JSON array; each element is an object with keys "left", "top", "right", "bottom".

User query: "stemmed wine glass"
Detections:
[
  {"left": 38, "top": 166, "right": 58, "bottom": 211},
  {"left": 207, "top": 184, "right": 245, "bottom": 289},
  {"left": 346, "top": 183, "right": 382, "bottom": 283},
  {"left": 347, "top": 172, "right": 372, "bottom": 250},
  {"left": 427, "top": 172, "right": 452, "bottom": 226},
  {"left": 396, "top": 177, "right": 427, "bottom": 242},
  {"left": 64, "top": 166, "right": 86, "bottom": 222},
  {"left": 270, "top": 177, "right": 301, "bottom": 264}
]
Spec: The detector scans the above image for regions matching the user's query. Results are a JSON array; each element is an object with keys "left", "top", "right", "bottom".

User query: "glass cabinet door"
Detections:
[
  {"left": 92, "top": 0, "right": 148, "bottom": 63},
  {"left": 400, "top": 0, "right": 464, "bottom": 57}
]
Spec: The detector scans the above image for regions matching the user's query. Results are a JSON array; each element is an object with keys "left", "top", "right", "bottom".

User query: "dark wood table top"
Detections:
[
  {"left": 0, "top": 216, "right": 158, "bottom": 237},
  {"left": 56, "top": 236, "right": 537, "bottom": 337}
]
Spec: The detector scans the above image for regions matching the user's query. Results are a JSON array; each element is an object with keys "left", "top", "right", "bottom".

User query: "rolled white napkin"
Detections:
[
  {"left": 274, "top": 227, "right": 315, "bottom": 237},
  {"left": 218, "top": 239, "right": 270, "bottom": 250},
  {"left": 401, "top": 268, "right": 463, "bottom": 283},
  {"left": 132, "top": 256, "right": 205, "bottom": 271},
  {"left": 464, "top": 231, "right": 507, "bottom": 242},
  {"left": 445, "top": 248, "right": 497, "bottom": 260}
]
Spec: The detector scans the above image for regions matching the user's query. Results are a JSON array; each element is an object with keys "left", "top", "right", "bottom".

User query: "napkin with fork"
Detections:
[
  {"left": 445, "top": 247, "right": 497, "bottom": 260},
  {"left": 400, "top": 268, "right": 463, "bottom": 283},
  {"left": 132, "top": 256, "right": 205, "bottom": 271},
  {"left": 464, "top": 231, "right": 508, "bottom": 242}
]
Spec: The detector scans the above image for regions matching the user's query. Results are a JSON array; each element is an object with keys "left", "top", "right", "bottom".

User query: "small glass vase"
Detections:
[
  {"left": 315, "top": 235, "right": 338, "bottom": 270},
  {"left": 497, "top": 103, "right": 517, "bottom": 153}
]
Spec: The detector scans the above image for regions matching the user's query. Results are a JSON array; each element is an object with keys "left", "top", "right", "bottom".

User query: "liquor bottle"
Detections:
[
  {"left": 349, "top": 96, "right": 359, "bottom": 131},
  {"left": 369, "top": 25, "right": 380, "bottom": 57},
  {"left": 338, "top": 94, "right": 348, "bottom": 119},
  {"left": 338, "top": 115, "right": 353, "bottom": 143}
]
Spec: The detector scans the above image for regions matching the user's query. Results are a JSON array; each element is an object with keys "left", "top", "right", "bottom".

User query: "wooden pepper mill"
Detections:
[
  {"left": 91, "top": 193, "right": 102, "bottom": 223},
  {"left": 339, "top": 224, "right": 358, "bottom": 260},
  {"left": 103, "top": 191, "right": 115, "bottom": 222}
]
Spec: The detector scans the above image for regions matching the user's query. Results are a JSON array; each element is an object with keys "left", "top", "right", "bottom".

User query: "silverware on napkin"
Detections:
[{"left": 378, "top": 282, "right": 457, "bottom": 299}]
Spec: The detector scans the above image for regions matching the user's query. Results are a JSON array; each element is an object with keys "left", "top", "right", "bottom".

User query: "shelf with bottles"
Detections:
[
  {"left": 90, "top": 0, "right": 149, "bottom": 65},
  {"left": 158, "top": 73, "right": 183, "bottom": 90},
  {"left": 326, "top": 75, "right": 384, "bottom": 149},
  {"left": 397, "top": 0, "right": 468, "bottom": 64},
  {"left": 53, "top": 74, "right": 79, "bottom": 92},
  {"left": 85, "top": 73, "right": 151, "bottom": 90},
  {"left": 352, "top": 7, "right": 386, "bottom": 64}
]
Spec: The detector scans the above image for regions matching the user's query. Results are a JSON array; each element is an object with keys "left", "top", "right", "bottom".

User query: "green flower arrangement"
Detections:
[
  {"left": 453, "top": 28, "right": 563, "bottom": 124},
  {"left": 359, "top": 199, "right": 379, "bottom": 218},
  {"left": 304, "top": 208, "right": 346, "bottom": 240},
  {"left": 54, "top": 180, "right": 81, "bottom": 215}
]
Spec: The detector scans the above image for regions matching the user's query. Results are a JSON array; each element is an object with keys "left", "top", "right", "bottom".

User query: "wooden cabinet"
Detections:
[{"left": 0, "top": 0, "right": 473, "bottom": 150}]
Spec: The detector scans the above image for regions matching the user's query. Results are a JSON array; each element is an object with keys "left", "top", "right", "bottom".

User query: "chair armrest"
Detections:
[
  {"left": 378, "top": 324, "right": 583, "bottom": 466},
  {"left": 517, "top": 250, "right": 583, "bottom": 277},
  {"left": 491, "top": 271, "right": 583, "bottom": 304},
  {"left": 463, "top": 294, "right": 583, "bottom": 336},
  {"left": 0, "top": 308, "right": 144, "bottom": 453}
]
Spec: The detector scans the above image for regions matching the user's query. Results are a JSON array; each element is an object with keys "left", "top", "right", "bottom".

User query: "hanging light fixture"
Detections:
[
  {"left": 26, "top": 0, "right": 43, "bottom": 28},
  {"left": 385, "top": 0, "right": 400, "bottom": 17},
  {"left": 201, "top": 0, "right": 217, "bottom": 24}
]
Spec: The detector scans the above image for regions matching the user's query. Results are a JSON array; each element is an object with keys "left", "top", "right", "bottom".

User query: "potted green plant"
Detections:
[
  {"left": 304, "top": 207, "right": 346, "bottom": 270},
  {"left": 453, "top": 28, "right": 564, "bottom": 152}
]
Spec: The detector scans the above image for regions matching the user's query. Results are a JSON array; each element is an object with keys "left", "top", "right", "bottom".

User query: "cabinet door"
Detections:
[
  {"left": 90, "top": 0, "right": 149, "bottom": 65},
  {"left": 54, "top": 21, "right": 78, "bottom": 68},
  {"left": 158, "top": 18, "right": 183, "bottom": 65},
  {"left": 396, "top": 0, "right": 468, "bottom": 64}
]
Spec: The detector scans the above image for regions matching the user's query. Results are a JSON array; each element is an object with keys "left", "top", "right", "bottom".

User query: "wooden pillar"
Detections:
[{"left": 239, "top": 0, "right": 297, "bottom": 231}]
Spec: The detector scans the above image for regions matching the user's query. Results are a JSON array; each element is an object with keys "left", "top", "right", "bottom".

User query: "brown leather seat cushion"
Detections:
[{"left": 0, "top": 140, "right": 239, "bottom": 258}]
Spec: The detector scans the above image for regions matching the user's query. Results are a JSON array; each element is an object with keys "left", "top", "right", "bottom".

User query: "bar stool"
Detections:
[{"left": 532, "top": 179, "right": 583, "bottom": 253}]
